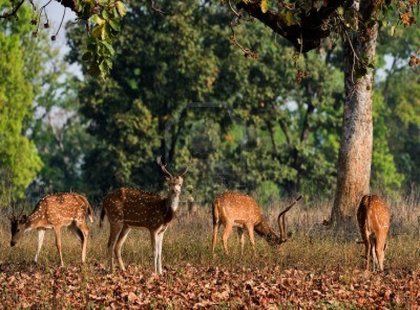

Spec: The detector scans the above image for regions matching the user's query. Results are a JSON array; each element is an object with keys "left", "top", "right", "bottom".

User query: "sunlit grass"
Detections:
[{"left": 1, "top": 198, "right": 418, "bottom": 273}]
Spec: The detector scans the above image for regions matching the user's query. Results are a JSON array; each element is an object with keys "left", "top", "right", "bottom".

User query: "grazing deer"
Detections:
[
  {"left": 357, "top": 194, "right": 391, "bottom": 272},
  {"left": 100, "top": 156, "right": 188, "bottom": 274},
  {"left": 212, "top": 192, "right": 302, "bottom": 255},
  {"left": 10, "top": 193, "right": 94, "bottom": 266}
]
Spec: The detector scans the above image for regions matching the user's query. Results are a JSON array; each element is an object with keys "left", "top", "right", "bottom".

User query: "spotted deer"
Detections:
[
  {"left": 212, "top": 192, "right": 302, "bottom": 255},
  {"left": 357, "top": 195, "right": 391, "bottom": 272},
  {"left": 10, "top": 193, "right": 94, "bottom": 266},
  {"left": 100, "top": 156, "right": 188, "bottom": 274}
]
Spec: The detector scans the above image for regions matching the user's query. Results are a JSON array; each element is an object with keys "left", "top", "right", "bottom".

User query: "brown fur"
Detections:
[
  {"left": 357, "top": 195, "right": 391, "bottom": 271},
  {"left": 101, "top": 158, "right": 187, "bottom": 274},
  {"left": 102, "top": 188, "right": 175, "bottom": 231},
  {"left": 10, "top": 193, "right": 92, "bottom": 266},
  {"left": 212, "top": 192, "right": 301, "bottom": 255}
]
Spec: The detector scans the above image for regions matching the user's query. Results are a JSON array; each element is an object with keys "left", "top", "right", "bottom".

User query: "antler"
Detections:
[
  {"left": 156, "top": 156, "right": 173, "bottom": 178},
  {"left": 177, "top": 166, "right": 188, "bottom": 177},
  {"left": 277, "top": 195, "right": 302, "bottom": 241}
]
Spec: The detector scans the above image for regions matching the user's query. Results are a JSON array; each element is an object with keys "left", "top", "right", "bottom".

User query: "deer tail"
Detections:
[{"left": 80, "top": 196, "right": 94, "bottom": 223}]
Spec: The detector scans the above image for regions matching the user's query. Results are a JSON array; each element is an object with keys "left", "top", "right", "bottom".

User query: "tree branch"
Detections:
[
  {"left": 236, "top": 0, "right": 345, "bottom": 52},
  {"left": 0, "top": 0, "right": 25, "bottom": 19},
  {"left": 56, "top": 0, "right": 77, "bottom": 12},
  {"left": 1, "top": 0, "right": 78, "bottom": 20}
]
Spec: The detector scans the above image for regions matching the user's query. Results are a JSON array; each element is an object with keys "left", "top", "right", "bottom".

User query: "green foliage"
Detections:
[
  {"left": 66, "top": 0, "right": 346, "bottom": 202},
  {"left": 27, "top": 74, "right": 95, "bottom": 197},
  {"left": 374, "top": 22, "right": 419, "bottom": 191},
  {"left": 79, "top": 0, "right": 126, "bottom": 78},
  {"left": 254, "top": 180, "right": 280, "bottom": 206},
  {"left": 0, "top": 0, "right": 43, "bottom": 198},
  {"left": 376, "top": 68, "right": 419, "bottom": 189},
  {"left": 371, "top": 93, "right": 405, "bottom": 193}
]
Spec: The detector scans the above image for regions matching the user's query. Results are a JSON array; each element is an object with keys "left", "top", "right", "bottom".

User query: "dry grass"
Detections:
[
  {"left": 1, "top": 198, "right": 418, "bottom": 272},
  {"left": 0, "top": 198, "right": 418, "bottom": 308}
]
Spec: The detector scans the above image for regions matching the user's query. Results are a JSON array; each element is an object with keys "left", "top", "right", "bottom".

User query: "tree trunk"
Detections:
[{"left": 331, "top": 22, "right": 378, "bottom": 228}]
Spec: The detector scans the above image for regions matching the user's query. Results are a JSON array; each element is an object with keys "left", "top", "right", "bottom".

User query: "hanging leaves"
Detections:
[
  {"left": 260, "top": 0, "right": 268, "bottom": 13},
  {"left": 80, "top": 0, "right": 126, "bottom": 78}
]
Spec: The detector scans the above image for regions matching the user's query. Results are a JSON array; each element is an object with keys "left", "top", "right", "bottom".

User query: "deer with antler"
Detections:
[
  {"left": 10, "top": 193, "right": 94, "bottom": 266},
  {"left": 100, "top": 156, "right": 188, "bottom": 274},
  {"left": 212, "top": 192, "right": 302, "bottom": 255},
  {"left": 357, "top": 194, "right": 391, "bottom": 272}
]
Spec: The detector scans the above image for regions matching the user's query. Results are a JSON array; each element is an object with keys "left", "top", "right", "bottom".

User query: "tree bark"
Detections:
[{"left": 330, "top": 22, "right": 378, "bottom": 227}]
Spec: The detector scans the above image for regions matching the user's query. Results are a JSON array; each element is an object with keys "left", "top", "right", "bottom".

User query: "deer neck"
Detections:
[
  {"left": 26, "top": 210, "right": 47, "bottom": 230},
  {"left": 166, "top": 190, "right": 181, "bottom": 213}
]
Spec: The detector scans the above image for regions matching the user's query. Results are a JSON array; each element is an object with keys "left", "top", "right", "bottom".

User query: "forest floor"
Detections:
[
  {"left": 0, "top": 200, "right": 419, "bottom": 308},
  {"left": 0, "top": 263, "right": 418, "bottom": 308}
]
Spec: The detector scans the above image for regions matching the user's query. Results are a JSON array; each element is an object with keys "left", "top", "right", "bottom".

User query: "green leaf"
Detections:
[
  {"left": 101, "top": 40, "right": 115, "bottom": 55},
  {"left": 91, "top": 14, "right": 105, "bottom": 26},
  {"left": 105, "top": 58, "right": 113, "bottom": 70},
  {"left": 92, "top": 25, "right": 105, "bottom": 39},
  {"left": 116, "top": 1, "right": 127, "bottom": 17},
  {"left": 109, "top": 19, "right": 121, "bottom": 32},
  {"left": 101, "top": 9, "right": 109, "bottom": 20}
]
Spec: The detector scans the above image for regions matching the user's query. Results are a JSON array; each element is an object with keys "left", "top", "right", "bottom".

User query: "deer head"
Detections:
[
  {"left": 156, "top": 156, "right": 188, "bottom": 212},
  {"left": 9, "top": 207, "right": 28, "bottom": 247},
  {"left": 255, "top": 195, "right": 302, "bottom": 246},
  {"left": 157, "top": 156, "right": 188, "bottom": 191}
]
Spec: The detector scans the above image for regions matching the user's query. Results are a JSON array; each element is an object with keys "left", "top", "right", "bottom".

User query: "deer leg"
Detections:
[
  {"left": 108, "top": 223, "right": 123, "bottom": 271},
  {"left": 237, "top": 228, "right": 245, "bottom": 255},
  {"left": 211, "top": 223, "right": 220, "bottom": 256},
  {"left": 156, "top": 228, "right": 167, "bottom": 274},
  {"left": 245, "top": 224, "right": 256, "bottom": 254},
  {"left": 115, "top": 225, "right": 131, "bottom": 271},
  {"left": 375, "top": 236, "right": 386, "bottom": 272},
  {"left": 151, "top": 230, "right": 159, "bottom": 273},
  {"left": 363, "top": 240, "right": 369, "bottom": 271},
  {"left": 363, "top": 232, "right": 371, "bottom": 271},
  {"left": 222, "top": 223, "right": 233, "bottom": 255},
  {"left": 75, "top": 222, "right": 89, "bottom": 263},
  {"left": 371, "top": 237, "right": 378, "bottom": 272},
  {"left": 34, "top": 229, "right": 46, "bottom": 263},
  {"left": 54, "top": 227, "right": 64, "bottom": 267}
]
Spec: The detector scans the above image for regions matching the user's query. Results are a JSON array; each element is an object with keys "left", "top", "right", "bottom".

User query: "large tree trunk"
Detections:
[{"left": 331, "top": 21, "right": 378, "bottom": 227}]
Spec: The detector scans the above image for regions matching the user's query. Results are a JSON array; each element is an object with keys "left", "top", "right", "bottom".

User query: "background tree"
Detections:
[
  {"left": 233, "top": 0, "right": 417, "bottom": 226},
  {"left": 375, "top": 23, "right": 419, "bottom": 191},
  {"left": 0, "top": 0, "right": 45, "bottom": 198},
  {"left": 66, "top": 1, "right": 346, "bottom": 203},
  {"left": 1, "top": 0, "right": 416, "bottom": 210},
  {"left": 28, "top": 74, "right": 94, "bottom": 199}
]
